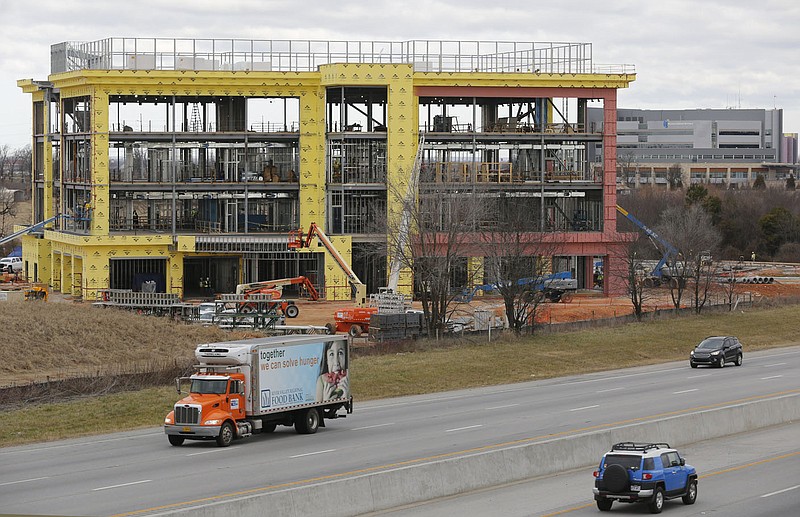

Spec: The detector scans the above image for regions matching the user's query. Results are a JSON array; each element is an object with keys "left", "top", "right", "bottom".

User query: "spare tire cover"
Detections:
[{"left": 604, "top": 463, "right": 630, "bottom": 493}]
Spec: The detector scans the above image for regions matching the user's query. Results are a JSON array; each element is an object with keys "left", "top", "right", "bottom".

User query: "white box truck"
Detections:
[{"left": 164, "top": 334, "right": 352, "bottom": 446}]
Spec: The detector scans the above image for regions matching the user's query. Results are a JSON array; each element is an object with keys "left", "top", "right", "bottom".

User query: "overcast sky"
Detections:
[{"left": 1, "top": 0, "right": 798, "bottom": 150}]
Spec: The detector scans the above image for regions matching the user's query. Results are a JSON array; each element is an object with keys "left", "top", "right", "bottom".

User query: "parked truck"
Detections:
[{"left": 164, "top": 334, "right": 353, "bottom": 447}]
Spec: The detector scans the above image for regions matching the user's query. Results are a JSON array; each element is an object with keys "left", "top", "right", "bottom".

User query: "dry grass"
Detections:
[
  {"left": 1, "top": 300, "right": 799, "bottom": 447},
  {"left": 351, "top": 303, "right": 800, "bottom": 399},
  {"left": 0, "top": 301, "right": 255, "bottom": 382}
]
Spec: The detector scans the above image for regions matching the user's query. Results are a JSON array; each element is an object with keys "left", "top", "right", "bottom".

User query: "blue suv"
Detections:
[{"left": 593, "top": 442, "right": 697, "bottom": 513}]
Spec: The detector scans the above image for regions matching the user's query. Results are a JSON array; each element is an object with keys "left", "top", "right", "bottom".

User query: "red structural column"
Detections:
[{"left": 601, "top": 91, "right": 628, "bottom": 296}]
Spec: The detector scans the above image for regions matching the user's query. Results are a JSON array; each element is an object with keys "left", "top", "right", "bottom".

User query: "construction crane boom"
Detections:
[
  {"left": 0, "top": 215, "right": 60, "bottom": 246},
  {"left": 616, "top": 204, "right": 679, "bottom": 285},
  {"left": 289, "top": 223, "right": 367, "bottom": 306}
]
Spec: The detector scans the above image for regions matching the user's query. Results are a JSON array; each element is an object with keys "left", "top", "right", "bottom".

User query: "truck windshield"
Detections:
[{"left": 190, "top": 379, "right": 228, "bottom": 394}]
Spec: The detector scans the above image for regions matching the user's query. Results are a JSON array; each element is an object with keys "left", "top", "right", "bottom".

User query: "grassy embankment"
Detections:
[{"left": 1, "top": 301, "right": 798, "bottom": 447}]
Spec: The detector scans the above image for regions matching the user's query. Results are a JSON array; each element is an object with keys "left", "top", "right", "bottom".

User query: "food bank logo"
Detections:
[{"left": 261, "top": 389, "right": 271, "bottom": 408}]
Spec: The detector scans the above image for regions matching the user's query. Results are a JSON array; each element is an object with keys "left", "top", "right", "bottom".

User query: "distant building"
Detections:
[{"left": 587, "top": 108, "right": 798, "bottom": 188}]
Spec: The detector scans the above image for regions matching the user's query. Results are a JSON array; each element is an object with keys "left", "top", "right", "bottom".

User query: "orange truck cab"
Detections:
[{"left": 164, "top": 335, "right": 352, "bottom": 447}]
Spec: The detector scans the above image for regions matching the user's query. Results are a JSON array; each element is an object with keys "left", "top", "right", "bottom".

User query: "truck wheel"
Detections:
[
  {"left": 168, "top": 435, "right": 185, "bottom": 446},
  {"left": 216, "top": 422, "right": 235, "bottom": 447},
  {"left": 325, "top": 322, "right": 337, "bottom": 335},
  {"left": 295, "top": 408, "right": 320, "bottom": 434},
  {"left": 648, "top": 486, "right": 664, "bottom": 514},
  {"left": 285, "top": 305, "right": 299, "bottom": 318},
  {"left": 596, "top": 498, "right": 613, "bottom": 511},
  {"left": 682, "top": 479, "right": 697, "bottom": 505},
  {"left": 348, "top": 324, "right": 363, "bottom": 337}
]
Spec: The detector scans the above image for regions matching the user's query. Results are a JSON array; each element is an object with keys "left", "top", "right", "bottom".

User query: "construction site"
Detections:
[
  {"left": 11, "top": 38, "right": 800, "bottom": 337},
  {"left": 11, "top": 38, "right": 639, "bottom": 310}
]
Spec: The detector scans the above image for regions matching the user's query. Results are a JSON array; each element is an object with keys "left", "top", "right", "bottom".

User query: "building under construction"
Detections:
[{"left": 17, "top": 38, "right": 635, "bottom": 300}]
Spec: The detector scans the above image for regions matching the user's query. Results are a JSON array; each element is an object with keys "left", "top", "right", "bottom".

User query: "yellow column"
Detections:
[
  {"left": 42, "top": 96, "right": 55, "bottom": 223},
  {"left": 90, "top": 89, "right": 110, "bottom": 235},
  {"left": 386, "top": 65, "right": 417, "bottom": 296},
  {"left": 467, "top": 256, "right": 485, "bottom": 290},
  {"left": 323, "top": 235, "right": 355, "bottom": 301},
  {"left": 51, "top": 251, "right": 62, "bottom": 292},
  {"left": 299, "top": 87, "right": 327, "bottom": 231},
  {"left": 62, "top": 253, "right": 72, "bottom": 296},
  {"left": 72, "top": 255, "right": 83, "bottom": 297},
  {"left": 83, "top": 246, "right": 106, "bottom": 300},
  {"left": 169, "top": 251, "right": 185, "bottom": 299}
]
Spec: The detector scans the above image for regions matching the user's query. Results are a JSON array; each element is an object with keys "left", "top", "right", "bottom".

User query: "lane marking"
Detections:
[
  {"left": 112, "top": 389, "right": 800, "bottom": 517},
  {"left": 673, "top": 389, "right": 699, "bottom": 394},
  {"left": 762, "top": 362, "right": 787, "bottom": 368},
  {"left": 569, "top": 405, "right": 599, "bottom": 411},
  {"left": 0, "top": 476, "right": 50, "bottom": 486},
  {"left": 687, "top": 374, "right": 711, "bottom": 379},
  {"left": 596, "top": 387, "right": 624, "bottom": 393},
  {"left": 701, "top": 450, "right": 800, "bottom": 479},
  {"left": 761, "top": 484, "right": 800, "bottom": 498},
  {"left": 186, "top": 449, "right": 228, "bottom": 457},
  {"left": 351, "top": 423, "right": 395, "bottom": 431},
  {"left": 289, "top": 449, "right": 336, "bottom": 459},
  {"left": 94, "top": 480, "right": 151, "bottom": 491},
  {"left": 761, "top": 375, "right": 783, "bottom": 380},
  {"left": 445, "top": 425, "right": 483, "bottom": 433},
  {"left": 0, "top": 431, "right": 163, "bottom": 457},
  {"left": 485, "top": 404, "right": 520, "bottom": 410},
  {"left": 543, "top": 450, "right": 800, "bottom": 516}
]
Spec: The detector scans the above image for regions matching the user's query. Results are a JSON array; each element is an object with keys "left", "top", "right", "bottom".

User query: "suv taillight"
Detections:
[
  {"left": 643, "top": 473, "right": 652, "bottom": 480},
  {"left": 593, "top": 471, "right": 600, "bottom": 478}
]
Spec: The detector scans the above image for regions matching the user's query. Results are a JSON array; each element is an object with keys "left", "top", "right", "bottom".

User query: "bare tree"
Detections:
[
  {"left": 656, "top": 205, "right": 722, "bottom": 310},
  {"left": 11, "top": 146, "right": 32, "bottom": 182},
  {"left": 0, "top": 184, "right": 17, "bottom": 240},
  {"left": 614, "top": 236, "right": 659, "bottom": 321},
  {"left": 617, "top": 151, "right": 638, "bottom": 187},
  {"left": 480, "top": 199, "right": 563, "bottom": 334},
  {"left": 381, "top": 186, "right": 484, "bottom": 337},
  {"left": 721, "top": 256, "right": 745, "bottom": 311},
  {"left": 0, "top": 145, "right": 11, "bottom": 182},
  {"left": 667, "top": 163, "right": 683, "bottom": 190}
]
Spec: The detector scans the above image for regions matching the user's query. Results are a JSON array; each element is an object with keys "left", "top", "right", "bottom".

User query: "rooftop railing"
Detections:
[{"left": 51, "top": 38, "right": 635, "bottom": 75}]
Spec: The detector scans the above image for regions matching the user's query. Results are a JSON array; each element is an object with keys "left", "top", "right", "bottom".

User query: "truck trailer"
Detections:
[{"left": 164, "top": 334, "right": 352, "bottom": 446}]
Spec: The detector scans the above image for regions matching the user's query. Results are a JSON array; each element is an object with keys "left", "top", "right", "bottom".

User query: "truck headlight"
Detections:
[
  {"left": 204, "top": 419, "right": 221, "bottom": 425},
  {"left": 164, "top": 416, "right": 173, "bottom": 424}
]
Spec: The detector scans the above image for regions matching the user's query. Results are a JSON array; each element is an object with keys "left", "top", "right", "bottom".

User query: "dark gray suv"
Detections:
[{"left": 690, "top": 336, "right": 743, "bottom": 368}]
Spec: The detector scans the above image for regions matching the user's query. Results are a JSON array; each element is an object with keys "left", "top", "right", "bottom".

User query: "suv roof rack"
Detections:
[{"left": 611, "top": 442, "right": 671, "bottom": 452}]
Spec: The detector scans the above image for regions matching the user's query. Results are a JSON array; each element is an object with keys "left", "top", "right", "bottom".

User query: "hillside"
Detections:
[{"left": 0, "top": 301, "right": 254, "bottom": 384}]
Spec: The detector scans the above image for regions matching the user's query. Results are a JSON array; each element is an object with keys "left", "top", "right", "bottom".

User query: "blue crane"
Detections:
[{"left": 616, "top": 205, "right": 679, "bottom": 287}]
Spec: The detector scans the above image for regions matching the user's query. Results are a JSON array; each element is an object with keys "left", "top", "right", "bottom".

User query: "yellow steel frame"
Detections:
[{"left": 18, "top": 66, "right": 634, "bottom": 300}]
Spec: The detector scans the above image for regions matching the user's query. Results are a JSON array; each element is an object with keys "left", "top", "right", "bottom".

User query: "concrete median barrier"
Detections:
[{"left": 153, "top": 392, "right": 800, "bottom": 516}]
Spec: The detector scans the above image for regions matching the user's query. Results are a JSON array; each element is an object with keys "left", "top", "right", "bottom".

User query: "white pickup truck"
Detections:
[{"left": 0, "top": 256, "right": 22, "bottom": 273}]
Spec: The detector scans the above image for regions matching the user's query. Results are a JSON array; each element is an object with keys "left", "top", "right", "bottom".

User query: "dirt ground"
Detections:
[
  {"left": 3, "top": 262, "right": 800, "bottom": 328},
  {"left": 280, "top": 263, "right": 800, "bottom": 327}
]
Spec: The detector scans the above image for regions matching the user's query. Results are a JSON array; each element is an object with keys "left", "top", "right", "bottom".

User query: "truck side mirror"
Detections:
[{"left": 175, "top": 377, "right": 182, "bottom": 394}]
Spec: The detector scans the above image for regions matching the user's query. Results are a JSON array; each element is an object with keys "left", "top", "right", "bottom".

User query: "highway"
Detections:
[
  {"left": 0, "top": 346, "right": 798, "bottom": 516},
  {"left": 367, "top": 421, "right": 800, "bottom": 516}
]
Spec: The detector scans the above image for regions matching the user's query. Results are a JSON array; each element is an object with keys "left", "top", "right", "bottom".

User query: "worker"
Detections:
[{"left": 751, "top": 251, "right": 756, "bottom": 262}]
